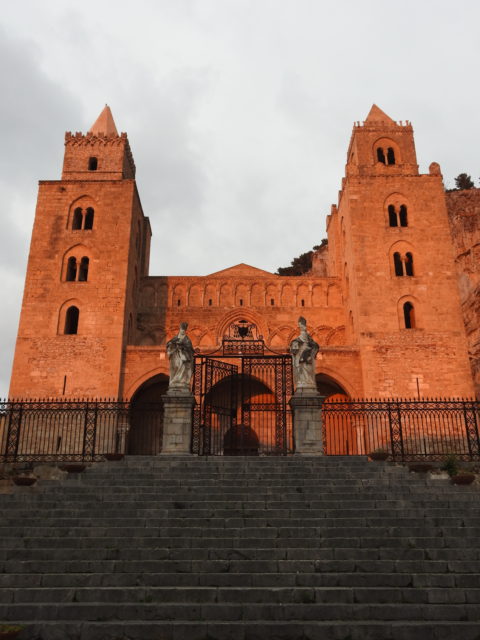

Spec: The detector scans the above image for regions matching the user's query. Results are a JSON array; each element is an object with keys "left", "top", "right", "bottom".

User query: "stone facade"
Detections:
[{"left": 8, "top": 105, "right": 477, "bottom": 402}]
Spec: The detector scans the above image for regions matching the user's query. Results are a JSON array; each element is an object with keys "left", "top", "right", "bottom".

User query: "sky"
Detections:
[{"left": 0, "top": 0, "right": 479, "bottom": 397}]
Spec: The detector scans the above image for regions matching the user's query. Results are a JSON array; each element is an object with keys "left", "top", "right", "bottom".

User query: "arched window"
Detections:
[
  {"left": 208, "top": 299, "right": 212, "bottom": 306},
  {"left": 387, "top": 147, "right": 396, "bottom": 165},
  {"left": 405, "top": 252, "right": 414, "bottom": 276},
  {"left": 403, "top": 302, "right": 415, "bottom": 329},
  {"left": 78, "top": 257, "right": 89, "bottom": 282},
  {"left": 88, "top": 157, "right": 98, "bottom": 171},
  {"left": 393, "top": 252, "right": 403, "bottom": 276},
  {"left": 66, "top": 257, "right": 77, "bottom": 281},
  {"left": 388, "top": 205, "right": 398, "bottom": 227},
  {"left": 377, "top": 147, "right": 386, "bottom": 164},
  {"left": 72, "top": 208, "right": 83, "bottom": 230},
  {"left": 239, "top": 299, "right": 243, "bottom": 306},
  {"left": 84, "top": 208, "right": 94, "bottom": 230},
  {"left": 301, "top": 299, "right": 305, "bottom": 307},
  {"left": 64, "top": 306, "right": 79, "bottom": 335},
  {"left": 270, "top": 298, "right": 275, "bottom": 306},
  {"left": 399, "top": 205, "right": 408, "bottom": 227}
]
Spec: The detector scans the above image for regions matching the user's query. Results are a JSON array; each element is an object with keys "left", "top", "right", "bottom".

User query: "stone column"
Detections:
[
  {"left": 161, "top": 390, "right": 195, "bottom": 455},
  {"left": 290, "top": 390, "right": 325, "bottom": 455}
]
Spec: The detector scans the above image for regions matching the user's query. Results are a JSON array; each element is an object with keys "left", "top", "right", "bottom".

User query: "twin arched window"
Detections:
[
  {"left": 66, "top": 256, "right": 89, "bottom": 282},
  {"left": 377, "top": 147, "right": 396, "bottom": 165},
  {"left": 72, "top": 207, "right": 94, "bottom": 230},
  {"left": 393, "top": 252, "right": 414, "bottom": 277},
  {"left": 388, "top": 204, "right": 408, "bottom": 227}
]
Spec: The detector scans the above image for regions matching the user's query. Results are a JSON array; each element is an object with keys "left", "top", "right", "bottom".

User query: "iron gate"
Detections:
[{"left": 192, "top": 335, "right": 294, "bottom": 455}]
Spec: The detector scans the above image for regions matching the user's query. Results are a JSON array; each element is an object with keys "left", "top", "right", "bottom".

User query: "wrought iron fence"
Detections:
[
  {"left": 322, "top": 398, "right": 480, "bottom": 461},
  {"left": 0, "top": 399, "right": 164, "bottom": 462},
  {"left": 1, "top": 396, "right": 479, "bottom": 463}
]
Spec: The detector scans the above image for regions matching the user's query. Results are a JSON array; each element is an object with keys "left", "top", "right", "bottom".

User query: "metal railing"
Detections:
[
  {"left": 1, "top": 396, "right": 479, "bottom": 462},
  {"left": 0, "top": 399, "right": 164, "bottom": 462},
  {"left": 322, "top": 398, "right": 480, "bottom": 461}
]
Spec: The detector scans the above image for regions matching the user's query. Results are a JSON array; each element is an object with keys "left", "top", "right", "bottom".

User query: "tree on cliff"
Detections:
[
  {"left": 276, "top": 240, "right": 326, "bottom": 276},
  {"left": 454, "top": 173, "right": 475, "bottom": 190}
]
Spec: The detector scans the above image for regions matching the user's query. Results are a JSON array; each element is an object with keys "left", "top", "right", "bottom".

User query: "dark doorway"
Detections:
[
  {"left": 193, "top": 347, "right": 293, "bottom": 456},
  {"left": 128, "top": 374, "right": 168, "bottom": 454}
]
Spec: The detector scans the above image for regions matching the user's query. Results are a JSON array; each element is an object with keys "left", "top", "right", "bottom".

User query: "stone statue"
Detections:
[
  {"left": 289, "top": 317, "right": 319, "bottom": 391},
  {"left": 166, "top": 322, "right": 194, "bottom": 392}
]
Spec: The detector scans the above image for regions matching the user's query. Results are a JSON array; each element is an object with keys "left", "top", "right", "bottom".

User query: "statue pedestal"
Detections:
[
  {"left": 161, "top": 391, "right": 195, "bottom": 455},
  {"left": 289, "top": 389, "right": 325, "bottom": 455}
]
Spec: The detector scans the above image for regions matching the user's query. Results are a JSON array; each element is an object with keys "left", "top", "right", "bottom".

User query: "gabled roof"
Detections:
[
  {"left": 365, "top": 104, "right": 396, "bottom": 124},
  {"left": 207, "top": 263, "right": 274, "bottom": 277},
  {"left": 89, "top": 105, "right": 118, "bottom": 136}
]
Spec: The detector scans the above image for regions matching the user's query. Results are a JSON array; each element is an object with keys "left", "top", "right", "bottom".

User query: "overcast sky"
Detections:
[{"left": 1, "top": 0, "right": 479, "bottom": 397}]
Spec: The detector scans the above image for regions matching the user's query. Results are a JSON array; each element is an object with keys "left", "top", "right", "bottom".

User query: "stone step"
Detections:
[
  {"left": 1, "top": 535, "right": 475, "bottom": 550},
  {"left": 8, "top": 620, "right": 480, "bottom": 640},
  {"left": 1, "top": 525, "right": 478, "bottom": 539},
  {"left": 2, "top": 558, "right": 478, "bottom": 574},
  {"left": 2, "top": 571, "right": 477, "bottom": 589},
  {"left": 3, "top": 601, "right": 480, "bottom": 622},
  {"left": 4, "top": 516, "right": 480, "bottom": 529},
  {"left": 3, "top": 585, "right": 480, "bottom": 605},
  {"left": 0, "top": 546, "right": 477, "bottom": 562}
]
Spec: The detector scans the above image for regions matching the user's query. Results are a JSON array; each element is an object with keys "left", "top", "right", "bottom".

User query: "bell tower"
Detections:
[
  {"left": 9, "top": 106, "right": 151, "bottom": 399},
  {"left": 335, "top": 105, "right": 474, "bottom": 398}
]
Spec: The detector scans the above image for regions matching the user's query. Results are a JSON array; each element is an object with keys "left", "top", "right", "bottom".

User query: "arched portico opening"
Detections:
[
  {"left": 316, "top": 373, "right": 358, "bottom": 455},
  {"left": 204, "top": 374, "right": 274, "bottom": 455},
  {"left": 193, "top": 351, "right": 294, "bottom": 456},
  {"left": 316, "top": 373, "right": 349, "bottom": 398},
  {"left": 128, "top": 374, "right": 168, "bottom": 455}
]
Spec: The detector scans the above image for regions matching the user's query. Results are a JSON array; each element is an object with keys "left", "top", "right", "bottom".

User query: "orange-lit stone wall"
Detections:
[
  {"left": 446, "top": 188, "right": 480, "bottom": 396},
  {"left": 9, "top": 132, "right": 150, "bottom": 399}
]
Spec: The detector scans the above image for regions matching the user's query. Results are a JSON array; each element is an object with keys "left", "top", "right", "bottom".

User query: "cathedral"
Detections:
[{"left": 9, "top": 104, "right": 479, "bottom": 413}]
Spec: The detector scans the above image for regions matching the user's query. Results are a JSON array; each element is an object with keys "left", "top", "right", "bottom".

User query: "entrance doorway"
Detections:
[
  {"left": 192, "top": 326, "right": 294, "bottom": 456},
  {"left": 128, "top": 374, "right": 167, "bottom": 455}
]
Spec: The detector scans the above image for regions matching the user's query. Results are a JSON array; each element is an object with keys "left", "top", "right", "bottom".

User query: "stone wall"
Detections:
[{"left": 446, "top": 188, "right": 480, "bottom": 396}]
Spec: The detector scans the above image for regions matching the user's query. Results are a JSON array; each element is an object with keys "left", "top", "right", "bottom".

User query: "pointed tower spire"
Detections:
[
  {"left": 88, "top": 105, "right": 118, "bottom": 136},
  {"left": 365, "top": 104, "right": 396, "bottom": 125}
]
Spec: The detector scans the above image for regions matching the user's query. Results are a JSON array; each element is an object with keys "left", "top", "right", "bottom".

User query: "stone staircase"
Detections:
[{"left": 0, "top": 456, "right": 479, "bottom": 640}]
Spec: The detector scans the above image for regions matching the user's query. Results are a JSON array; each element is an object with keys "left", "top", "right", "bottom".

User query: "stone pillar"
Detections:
[
  {"left": 161, "top": 391, "right": 195, "bottom": 455},
  {"left": 290, "top": 390, "right": 325, "bottom": 455}
]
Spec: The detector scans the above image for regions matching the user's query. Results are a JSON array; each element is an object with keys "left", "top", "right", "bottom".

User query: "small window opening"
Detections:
[
  {"left": 388, "top": 205, "right": 398, "bottom": 227},
  {"left": 387, "top": 147, "right": 396, "bottom": 165},
  {"left": 270, "top": 298, "right": 274, "bottom": 306},
  {"left": 239, "top": 299, "right": 243, "bottom": 306},
  {"left": 88, "top": 157, "right": 98, "bottom": 171},
  {"left": 66, "top": 257, "right": 77, "bottom": 281},
  {"left": 301, "top": 299, "right": 305, "bottom": 307},
  {"left": 403, "top": 302, "right": 415, "bottom": 329},
  {"left": 394, "top": 252, "right": 403, "bottom": 277},
  {"left": 399, "top": 205, "right": 408, "bottom": 227},
  {"left": 377, "top": 147, "right": 386, "bottom": 164},
  {"left": 64, "top": 306, "right": 79, "bottom": 335},
  {"left": 177, "top": 299, "right": 181, "bottom": 307},
  {"left": 405, "top": 252, "right": 414, "bottom": 276},
  {"left": 72, "top": 208, "right": 83, "bottom": 230},
  {"left": 84, "top": 207, "right": 94, "bottom": 230},
  {"left": 78, "top": 257, "right": 89, "bottom": 282},
  {"left": 208, "top": 299, "right": 212, "bottom": 306}
]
